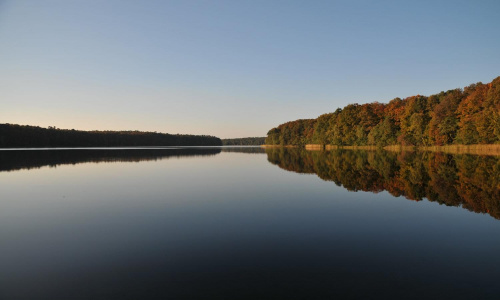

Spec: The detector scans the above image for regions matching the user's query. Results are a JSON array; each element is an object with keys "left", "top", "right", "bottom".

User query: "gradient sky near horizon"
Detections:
[{"left": 1, "top": 0, "right": 499, "bottom": 138}]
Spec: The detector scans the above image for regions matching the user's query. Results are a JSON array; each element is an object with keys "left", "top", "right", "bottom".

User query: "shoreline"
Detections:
[{"left": 261, "top": 144, "right": 500, "bottom": 156}]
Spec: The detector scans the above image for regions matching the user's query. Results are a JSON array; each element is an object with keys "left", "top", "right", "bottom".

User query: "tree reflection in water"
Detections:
[
  {"left": 0, "top": 148, "right": 222, "bottom": 172},
  {"left": 266, "top": 148, "right": 500, "bottom": 220}
]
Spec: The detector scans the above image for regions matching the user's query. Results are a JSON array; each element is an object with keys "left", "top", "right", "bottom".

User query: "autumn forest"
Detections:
[{"left": 266, "top": 76, "right": 500, "bottom": 147}]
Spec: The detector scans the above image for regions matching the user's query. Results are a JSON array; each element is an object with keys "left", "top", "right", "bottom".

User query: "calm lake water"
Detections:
[{"left": 1, "top": 147, "right": 499, "bottom": 299}]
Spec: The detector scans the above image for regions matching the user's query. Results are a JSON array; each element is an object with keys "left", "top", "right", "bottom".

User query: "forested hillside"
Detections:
[
  {"left": 0, "top": 124, "right": 222, "bottom": 147},
  {"left": 266, "top": 76, "right": 500, "bottom": 147}
]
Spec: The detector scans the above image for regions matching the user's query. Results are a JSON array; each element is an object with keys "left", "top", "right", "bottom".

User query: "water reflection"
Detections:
[
  {"left": 221, "top": 147, "right": 266, "bottom": 154},
  {"left": 266, "top": 148, "right": 500, "bottom": 220},
  {"left": 0, "top": 147, "right": 268, "bottom": 173},
  {"left": 0, "top": 148, "right": 223, "bottom": 172},
  {"left": 1, "top": 148, "right": 500, "bottom": 299}
]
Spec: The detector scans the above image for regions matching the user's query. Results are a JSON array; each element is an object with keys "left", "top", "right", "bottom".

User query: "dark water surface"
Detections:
[{"left": 1, "top": 147, "right": 499, "bottom": 299}]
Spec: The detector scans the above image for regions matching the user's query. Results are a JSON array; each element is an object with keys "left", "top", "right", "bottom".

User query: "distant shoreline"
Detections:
[{"left": 0, "top": 123, "right": 222, "bottom": 147}]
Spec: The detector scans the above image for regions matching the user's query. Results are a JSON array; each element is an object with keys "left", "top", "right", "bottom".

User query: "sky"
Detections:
[{"left": 0, "top": 0, "right": 499, "bottom": 138}]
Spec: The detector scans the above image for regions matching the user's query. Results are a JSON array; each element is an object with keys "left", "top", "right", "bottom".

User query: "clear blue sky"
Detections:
[{"left": 1, "top": 0, "right": 499, "bottom": 138}]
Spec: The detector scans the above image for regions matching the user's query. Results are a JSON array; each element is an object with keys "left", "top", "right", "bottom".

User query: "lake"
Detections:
[{"left": 1, "top": 147, "right": 499, "bottom": 299}]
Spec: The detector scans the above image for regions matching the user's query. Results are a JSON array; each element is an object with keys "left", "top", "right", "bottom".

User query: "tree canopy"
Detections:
[
  {"left": 0, "top": 124, "right": 222, "bottom": 147},
  {"left": 266, "top": 76, "right": 500, "bottom": 146}
]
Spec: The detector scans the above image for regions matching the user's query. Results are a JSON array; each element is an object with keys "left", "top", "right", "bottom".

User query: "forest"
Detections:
[
  {"left": 222, "top": 137, "right": 266, "bottom": 145},
  {"left": 266, "top": 148, "right": 500, "bottom": 220},
  {"left": 0, "top": 124, "right": 222, "bottom": 147},
  {"left": 266, "top": 76, "right": 500, "bottom": 147}
]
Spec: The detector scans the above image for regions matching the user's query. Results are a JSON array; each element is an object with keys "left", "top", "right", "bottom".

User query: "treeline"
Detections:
[
  {"left": 0, "top": 124, "right": 222, "bottom": 147},
  {"left": 222, "top": 137, "right": 266, "bottom": 145},
  {"left": 266, "top": 76, "right": 500, "bottom": 146},
  {"left": 266, "top": 148, "right": 500, "bottom": 220}
]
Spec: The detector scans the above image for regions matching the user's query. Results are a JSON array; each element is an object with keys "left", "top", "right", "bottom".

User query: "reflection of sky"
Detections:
[
  {"left": 1, "top": 1, "right": 500, "bottom": 138},
  {"left": 1, "top": 151, "right": 500, "bottom": 298}
]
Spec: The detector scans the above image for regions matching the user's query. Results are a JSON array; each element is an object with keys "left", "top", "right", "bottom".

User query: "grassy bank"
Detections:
[
  {"left": 381, "top": 144, "right": 500, "bottom": 155},
  {"left": 305, "top": 144, "right": 323, "bottom": 150},
  {"left": 262, "top": 144, "right": 500, "bottom": 156},
  {"left": 419, "top": 144, "right": 500, "bottom": 155}
]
